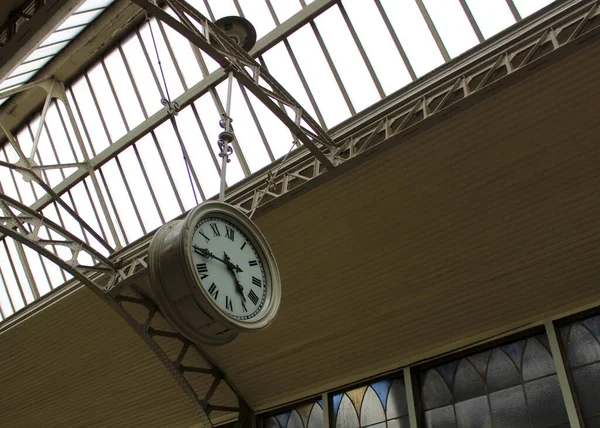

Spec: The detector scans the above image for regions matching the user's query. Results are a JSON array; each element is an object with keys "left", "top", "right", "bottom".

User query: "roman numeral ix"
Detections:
[{"left": 196, "top": 263, "right": 208, "bottom": 279}]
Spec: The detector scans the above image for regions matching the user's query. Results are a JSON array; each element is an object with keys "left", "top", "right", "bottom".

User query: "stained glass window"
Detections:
[
  {"left": 332, "top": 378, "right": 410, "bottom": 428},
  {"left": 262, "top": 400, "right": 324, "bottom": 428},
  {"left": 560, "top": 313, "right": 600, "bottom": 425},
  {"left": 419, "top": 333, "right": 569, "bottom": 428}
]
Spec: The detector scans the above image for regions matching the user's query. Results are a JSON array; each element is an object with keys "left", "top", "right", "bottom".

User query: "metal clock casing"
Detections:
[{"left": 148, "top": 201, "right": 281, "bottom": 346}]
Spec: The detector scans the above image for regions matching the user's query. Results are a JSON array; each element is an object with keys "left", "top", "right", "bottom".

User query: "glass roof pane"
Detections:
[
  {"left": 103, "top": 50, "right": 145, "bottom": 128},
  {"left": 41, "top": 26, "right": 86, "bottom": 47},
  {"left": 120, "top": 33, "right": 164, "bottom": 116},
  {"left": 269, "top": 0, "right": 302, "bottom": 23},
  {"left": 379, "top": 0, "right": 444, "bottom": 77},
  {"left": 314, "top": 7, "right": 379, "bottom": 113},
  {"left": 161, "top": 24, "right": 203, "bottom": 90},
  {"left": 206, "top": 0, "right": 238, "bottom": 19},
  {"left": 58, "top": 9, "right": 104, "bottom": 30},
  {"left": 87, "top": 63, "right": 127, "bottom": 143},
  {"left": 465, "top": 0, "right": 516, "bottom": 39},
  {"left": 238, "top": 0, "right": 276, "bottom": 39},
  {"left": 138, "top": 22, "right": 185, "bottom": 100},
  {"left": 76, "top": 0, "right": 115, "bottom": 13},
  {"left": 422, "top": 0, "right": 479, "bottom": 58},
  {"left": 512, "top": 0, "right": 555, "bottom": 18},
  {"left": 117, "top": 146, "right": 162, "bottom": 231},
  {"left": 261, "top": 42, "right": 319, "bottom": 122},
  {"left": 99, "top": 159, "right": 144, "bottom": 241},
  {"left": 23, "top": 42, "right": 69, "bottom": 63},
  {"left": 342, "top": 0, "right": 413, "bottom": 95},
  {"left": 287, "top": 25, "right": 351, "bottom": 127},
  {"left": 134, "top": 134, "right": 183, "bottom": 222},
  {"left": 0, "top": 71, "right": 37, "bottom": 90}
]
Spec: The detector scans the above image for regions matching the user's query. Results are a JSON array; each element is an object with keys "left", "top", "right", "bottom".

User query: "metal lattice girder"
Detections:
[
  {"left": 225, "top": 0, "right": 600, "bottom": 217},
  {"left": 0, "top": 193, "right": 115, "bottom": 291},
  {"left": 109, "top": 282, "right": 250, "bottom": 426},
  {"left": 130, "top": 0, "right": 338, "bottom": 170}
]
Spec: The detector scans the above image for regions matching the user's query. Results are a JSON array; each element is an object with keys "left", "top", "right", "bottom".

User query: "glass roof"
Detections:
[
  {"left": 0, "top": 0, "right": 559, "bottom": 319},
  {"left": 0, "top": 0, "right": 116, "bottom": 94}
]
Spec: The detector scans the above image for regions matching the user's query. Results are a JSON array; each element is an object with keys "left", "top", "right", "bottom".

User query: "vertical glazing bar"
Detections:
[
  {"left": 136, "top": 28, "right": 168, "bottom": 101},
  {"left": 310, "top": 22, "right": 356, "bottom": 115},
  {"left": 83, "top": 72, "right": 113, "bottom": 146},
  {"left": 13, "top": 241, "right": 40, "bottom": 300},
  {"left": 457, "top": 0, "right": 484, "bottom": 42},
  {"left": 98, "top": 168, "right": 129, "bottom": 245},
  {"left": 157, "top": 20, "right": 188, "bottom": 90},
  {"left": 118, "top": 44, "right": 149, "bottom": 119},
  {"left": 54, "top": 99, "right": 83, "bottom": 164},
  {"left": 237, "top": 82, "right": 275, "bottom": 162},
  {"left": 0, "top": 260, "right": 16, "bottom": 315},
  {"left": 114, "top": 156, "right": 147, "bottom": 235},
  {"left": 282, "top": 38, "right": 328, "bottom": 128},
  {"left": 322, "top": 392, "right": 331, "bottom": 428},
  {"left": 62, "top": 85, "right": 122, "bottom": 248},
  {"left": 544, "top": 320, "right": 582, "bottom": 427},
  {"left": 372, "top": 0, "right": 417, "bottom": 81},
  {"left": 132, "top": 144, "right": 166, "bottom": 224},
  {"left": 151, "top": 130, "right": 186, "bottom": 213},
  {"left": 190, "top": 104, "right": 222, "bottom": 172},
  {"left": 505, "top": 0, "right": 522, "bottom": 22},
  {"left": 403, "top": 367, "right": 419, "bottom": 428},
  {"left": 415, "top": 0, "right": 451, "bottom": 61},
  {"left": 3, "top": 240, "right": 28, "bottom": 306},
  {"left": 337, "top": 2, "right": 386, "bottom": 98},
  {"left": 29, "top": 87, "right": 54, "bottom": 159}
]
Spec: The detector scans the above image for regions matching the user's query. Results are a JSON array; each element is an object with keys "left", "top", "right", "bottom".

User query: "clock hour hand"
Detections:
[
  {"left": 223, "top": 252, "right": 247, "bottom": 303},
  {"left": 193, "top": 245, "right": 243, "bottom": 273}
]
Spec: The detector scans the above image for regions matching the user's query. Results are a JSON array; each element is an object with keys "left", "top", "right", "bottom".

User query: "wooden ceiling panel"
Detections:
[{"left": 204, "top": 40, "right": 600, "bottom": 410}]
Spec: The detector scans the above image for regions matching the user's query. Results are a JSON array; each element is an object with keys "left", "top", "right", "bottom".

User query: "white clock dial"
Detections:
[{"left": 191, "top": 216, "right": 267, "bottom": 321}]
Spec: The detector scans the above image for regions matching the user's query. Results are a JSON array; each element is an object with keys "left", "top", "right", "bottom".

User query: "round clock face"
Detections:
[{"left": 190, "top": 216, "right": 268, "bottom": 321}]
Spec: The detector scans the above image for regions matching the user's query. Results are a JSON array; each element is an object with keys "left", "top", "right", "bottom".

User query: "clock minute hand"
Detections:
[{"left": 193, "top": 246, "right": 243, "bottom": 273}]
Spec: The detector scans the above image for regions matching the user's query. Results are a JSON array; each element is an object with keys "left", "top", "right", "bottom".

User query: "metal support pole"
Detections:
[
  {"left": 544, "top": 320, "right": 582, "bottom": 427},
  {"left": 322, "top": 392, "right": 331, "bottom": 428},
  {"left": 218, "top": 71, "right": 235, "bottom": 202},
  {"left": 404, "top": 367, "right": 419, "bottom": 428}
]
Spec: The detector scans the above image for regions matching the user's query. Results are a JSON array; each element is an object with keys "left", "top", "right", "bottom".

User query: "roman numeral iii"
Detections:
[{"left": 252, "top": 276, "right": 261, "bottom": 287}]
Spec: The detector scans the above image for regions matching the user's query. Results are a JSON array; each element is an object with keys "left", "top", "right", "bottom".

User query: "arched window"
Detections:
[{"left": 419, "top": 333, "right": 569, "bottom": 427}]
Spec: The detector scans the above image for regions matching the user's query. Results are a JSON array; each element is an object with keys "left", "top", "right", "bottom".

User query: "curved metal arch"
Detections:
[
  {"left": 0, "top": 193, "right": 244, "bottom": 426},
  {"left": 0, "top": 193, "right": 114, "bottom": 289}
]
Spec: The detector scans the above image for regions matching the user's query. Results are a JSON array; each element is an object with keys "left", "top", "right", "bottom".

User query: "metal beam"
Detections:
[
  {"left": 131, "top": 0, "right": 336, "bottom": 169},
  {"left": 0, "top": 0, "right": 84, "bottom": 83}
]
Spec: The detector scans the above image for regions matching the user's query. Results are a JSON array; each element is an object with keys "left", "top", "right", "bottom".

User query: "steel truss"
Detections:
[
  {"left": 130, "top": 0, "right": 338, "bottom": 169},
  {"left": 0, "top": 0, "right": 598, "bottom": 426}
]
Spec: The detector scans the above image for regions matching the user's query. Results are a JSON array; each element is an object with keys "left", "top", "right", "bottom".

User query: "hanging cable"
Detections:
[{"left": 146, "top": 12, "right": 199, "bottom": 205}]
